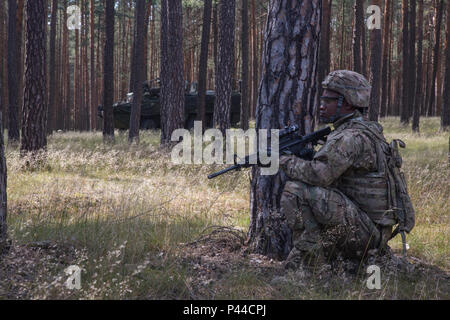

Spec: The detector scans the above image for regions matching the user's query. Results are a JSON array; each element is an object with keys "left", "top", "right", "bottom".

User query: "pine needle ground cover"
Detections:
[{"left": 0, "top": 118, "right": 448, "bottom": 299}]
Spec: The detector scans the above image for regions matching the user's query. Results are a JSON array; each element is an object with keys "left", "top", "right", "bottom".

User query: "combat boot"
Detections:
[{"left": 283, "top": 246, "right": 326, "bottom": 270}]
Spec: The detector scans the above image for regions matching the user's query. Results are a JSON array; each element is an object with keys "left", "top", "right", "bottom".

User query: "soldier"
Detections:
[{"left": 280, "top": 70, "right": 415, "bottom": 269}]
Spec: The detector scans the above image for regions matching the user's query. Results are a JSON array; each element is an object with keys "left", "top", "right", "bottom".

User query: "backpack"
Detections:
[{"left": 350, "top": 120, "right": 415, "bottom": 255}]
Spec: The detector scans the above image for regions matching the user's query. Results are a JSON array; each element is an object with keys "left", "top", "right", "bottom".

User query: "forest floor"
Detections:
[{"left": 0, "top": 117, "right": 448, "bottom": 300}]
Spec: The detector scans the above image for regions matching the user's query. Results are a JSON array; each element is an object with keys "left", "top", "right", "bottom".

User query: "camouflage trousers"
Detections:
[{"left": 281, "top": 181, "right": 382, "bottom": 259}]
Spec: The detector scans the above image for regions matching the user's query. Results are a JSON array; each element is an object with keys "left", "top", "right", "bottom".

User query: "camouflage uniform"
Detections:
[{"left": 280, "top": 71, "right": 414, "bottom": 265}]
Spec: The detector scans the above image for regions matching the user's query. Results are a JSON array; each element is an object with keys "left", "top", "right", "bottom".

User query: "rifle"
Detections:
[{"left": 207, "top": 126, "right": 332, "bottom": 179}]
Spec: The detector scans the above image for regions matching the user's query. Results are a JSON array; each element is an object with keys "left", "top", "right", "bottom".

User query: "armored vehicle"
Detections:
[{"left": 98, "top": 81, "right": 242, "bottom": 130}]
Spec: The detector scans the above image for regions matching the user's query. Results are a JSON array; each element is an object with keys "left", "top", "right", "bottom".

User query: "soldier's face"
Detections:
[{"left": 319, "top": 89, "right": 341, "bottom": 123}]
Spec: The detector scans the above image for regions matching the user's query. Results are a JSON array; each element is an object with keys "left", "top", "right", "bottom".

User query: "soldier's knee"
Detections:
[{"left": 280, "top": 190, "right": 299, "bottom": 230}]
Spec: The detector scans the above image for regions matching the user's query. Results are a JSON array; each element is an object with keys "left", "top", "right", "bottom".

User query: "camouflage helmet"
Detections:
[{"left": 322, "top": 70, "right": 372, "bottom": 109}]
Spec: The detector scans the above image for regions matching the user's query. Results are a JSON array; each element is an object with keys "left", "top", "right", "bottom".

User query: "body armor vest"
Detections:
[{"left": 336, "top": 120, "right": 398, "bottom": 226}]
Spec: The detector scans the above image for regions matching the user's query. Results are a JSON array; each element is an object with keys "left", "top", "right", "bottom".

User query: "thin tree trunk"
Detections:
[
  {"left": 129, "top": 0, "right": 147, "bottom": 144},
  {"left": 90, "top": 0, "right": 96, "bottom": 131},
  {"left": 361, "top": 9, "right": 367, "bottom": 77},
  {"left": 143, "top": 0, "right": 152, "bottom": 82},
  {"left": 63, "top": 0, "right": 70, "bottom": 130},
  {"left": 103, "top": 0, "right": 115, "bottom": 143},
  {"left": 428, "top": 0, "right": 444, "bottom": 117},
  {"left": 16, "top": 0, "right": 25, "bottom": 129},
  {"left": 413, "top": 0, "right": 423, "bottom": 132},
  {"left": 352, "top": 0, "right": 363, "bottom": 73},
  {"left": 401, "top": 0, "right": 410, "bottom": 125},
  {"left": 214, "top": 0, "right": 236, "bottom": 134},
  {"left": 48, "top": 0, "right": 58, "bottom": 134},
  {"left": 149, "top": 4, "right": 155, "bottom": 81},
  {"left": 249, "top": 0, "right": 321, "bottom": 259},
  {"left": 317, "top": 0, "right": 332, "bottom": 121},
  {"left": 339, "top": 0, "right": 345, "bottom": 69},
  {"left": 21, "top": 0, "right": 47, "bottom": 153},
  {"left": 0, "top": 1, "right": 7, "bottom": 130},
  {"left": 8, "top": 0, "right": 20, "bottom": 144},
  {"left": 240, "top": 0, "right": 249, "bottom": 130},
  {"left": 196, "top": 0, "right": 212, "bottom": 125},
  {"left": 441, "top": 0, "right": 450, "bottom": 129},
  {"left": 380, "top": 0, "right": 392, "bottom": 118},
  {"left": 0, "top": 111, "right": 7, "bottom": 253},
  {"left": 408, "top": 0, "right": 417, "bottom": 122},
  {"left": 251, "top": 0, "right": 258, "bottom": 119},
  {"left": 369, "top": 0, "right": 382, "bottom": 122},
  {"left": 160, "top": 0, "right": 185, "bottom": 145}
]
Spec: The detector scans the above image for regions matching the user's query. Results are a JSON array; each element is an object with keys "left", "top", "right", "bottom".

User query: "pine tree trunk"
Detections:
[
  {"left": 129, "top": 0, "right": 147, "bottom": 144},
  {"left": 352, "top": 0, "right": 363, "bottom": 73},
  {"left": 48, "top": 0, "right": 58, "bottom": 134},
  {"left": 8, "top": 0, "right": 20, "bottom": 144},
  {"left": 317, "top": 0, "right": 332, "bottom": 122},
  {"left": 339, "top": 0, "right": 345, "bottom": 69},
  {"left": 413, "top": 0, "right": 423, "bottom": 132},
  {"left": 63, "top": 0, "right": 70, "bottom": 131},
  {"left": 143, "top": 0, "right": 152, "bottom": 81},
  {"left": 441, "top": 0, "right": 450, "bottom": 129},
  {"left": 150, "top": 4, "right": 155, "bottom": 81},
  {"left": 213, "top": 0, "right": 236, "bottom": 135},
  {"left": 380, "top": 0, "right": 392, "bottom": 118},
  {"left": 196, "top": 0, "right": 212, "bottom": 125},
  {"left": 408, "top": 0, "right": 416, "bottom": 122},
  {"left": 401, "top": 0, "right": 410, "bottom": 125},
  {"left": 160, "top": 0, "right": 185, "bottom": 145},
  {"left": 248, "top": 0, "right": 321, "bottom": 260},
  {"left": 103, "top": 0, "right": 115, "bottom": 143},
  {"left": 240, "top": 0, "right": 249, "bottom": 130},
  {"left": 90, "top": 0, "right": 97, "bottom": 131},
  {"left": 0, "top": 112, "right": 7, "bottom": 253},
  {"left": 250, "top": 0, "right": 258, "bottom": 119},
  {"left": 428, "top": 0, "right": 444, "bottom": 117},
  {"left": 369, "top": 0, "right": 382, "bottom": 122},
  {"left": 16, "top": 0, "right": 25, "bottom": 129},
  {"left": 361, "top": 11, "right": 367, "bottom": 77},
  {"left": 0, "top": 1, "right": 7, "bottom": 131},
  {"left": 21, "top": 0, "right": 47, "bottom": 153}
]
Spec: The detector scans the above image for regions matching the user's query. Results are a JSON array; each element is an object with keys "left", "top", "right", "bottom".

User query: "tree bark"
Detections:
[
  {"left": 8, "top": 0, "right": 20, "bottom": 144},
  {"left": 250, "top": 0, "right": 258, "bottom": 119},
  {"left": 213, "top": 0, "right": 236, "bottom": 135},
  {"left": 400, "top": 0, "right": 410, "bottom": 125},
  {"left": 408, "top": 0, "right": 417, "bottom": 122},
  {"left": 48, "top": 0, "right": 58, "bottom": 134},
  {"left": 317, "top": 0, "right": 332, "bottom": 122},
  {"left": 129, "top": 0, "right": 147, "bottom": 144},
  {"left": 196, "top": 0, "right": 212, "bottom": 125},
  {"left": 369, "top": 0, "right": 382, "bottom": 122},
  {"left": 441, "top": 0, "right": 450, "bottom": 130},
  {"left": 21, "top": 0, "right": 47, "bottom": 153},
  {"left": 103, "top": 0, "right": 115, "bottom": 143},
  {"left": 16, "top": 0, "right": 25, "bottom": 130},
  {"left": 90, "top": 0, "right": 97, "bottom": 131},
  {"left": 0, "top": 111, "right": 7, "bottom": 253},
  {"left": 248, "top": 0, "right": 321, "bottom": 260},
  {"left": 428, "top": 0, "right": 444, "bottom": 117},
  {"left": 352, "top": 0, "right": 363, "bottom": 74},
  {"left": 380, "top": 0, "right": 392, "bottom": 118},
  {"left": 412, "top": 0, "right": 423, "bottom": 132},
  {"left": 240, "top": 0, "right": 250, "bottom": 130},
  {"left": 160, "top": 0, "right": 185, "bottom": 145},
  {"left": 0, "top": 1, "right": 7, "bottom": 130}
]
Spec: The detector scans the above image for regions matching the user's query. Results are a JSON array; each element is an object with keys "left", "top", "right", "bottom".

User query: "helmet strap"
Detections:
[{"left": 327, "top": 95, "right": 344, "bottom": 123}]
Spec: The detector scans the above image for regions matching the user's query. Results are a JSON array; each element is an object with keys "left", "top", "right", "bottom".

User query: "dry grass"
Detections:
[{"left": 0, "top": 118, "right": 448, "bottom": 300}]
